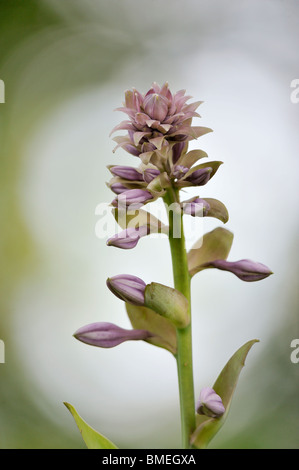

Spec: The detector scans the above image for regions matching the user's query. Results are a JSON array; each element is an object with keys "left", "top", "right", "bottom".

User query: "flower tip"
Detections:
[
  {"left": 106, "top": 274, "right": 146, "bottom": 305},
  {"left": 196, "top": 387, "right": 225, "bottom": 418}
]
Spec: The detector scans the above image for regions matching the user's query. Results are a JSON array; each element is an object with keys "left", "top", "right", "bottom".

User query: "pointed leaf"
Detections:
[
  {"left": 176, "top": 149, "right": 208, "bottom": 169},
  {"left": 188, "top": 227, "right": 234, "bottom": 277},
  {"left": 204, "top": 198, "right": 229, "bottom": 223},
  {"left": 182, "top": 161, "right": 223, "bottom": 181},
  {"left": 126, "top": 303, "right": 177, "bottom": 354},
  {"left": 144, "top": 282, "right": 190, "bottom": 329},
  {"left": 191, "top": 339, "right": 259, "bottom": 449},
  {"left": 64, "top": 402, "right": 118, "bottom": 449},
  {"left": 112, "top": 207, "right": 168, "bottom": 234}
]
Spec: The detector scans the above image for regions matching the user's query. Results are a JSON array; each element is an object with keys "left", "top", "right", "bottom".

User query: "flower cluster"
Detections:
[{"left": 107, "top": 82, "right": 226, "bottom": 248}]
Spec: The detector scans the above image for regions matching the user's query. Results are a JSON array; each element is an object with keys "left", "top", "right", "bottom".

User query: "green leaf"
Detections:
[
  {"left": 176, "top": 149, "right": 208, "bottom": 169},
  {"left": 187, "top": 227, "right": 234, "bottom": 277},
  {"left": 64, "top": 402, "right": 118, "bottom": 449},
  {"left": 190, "top": 339, "right": 259, "bottom": 449},
  {"left": 170, "top": 126, "right": 213, "bottom": 140},
  {"left": 126, "top": 303, "right": 177, "bottom": 354},
  {"left": 204, "top": 198, "right": 229, "bottom": 224},
  {"left": 184, "top": 161, "right": 223, "bottom": 180},
  {"left": 112, "top": 207, "right": 168, "bottom": 234},
  {"left": 144, "top": 282, "right": 190, "bottom": 329}
]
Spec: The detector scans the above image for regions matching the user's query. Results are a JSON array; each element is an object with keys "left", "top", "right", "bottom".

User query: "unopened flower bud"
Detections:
[
  {"left": 143, "top": 168, "right": 160, "bottom": 183},
  {"left": 106, "top": 274, "right": 146, "bottom": 305},
  {"left": 172, "top": 165, "right": 189, "bottom": 179},
  {"left": 185, "top": 167, "right": 212, "bottom": 186},
  {"left": 110, "top": 182, "right": 130, "bottom": 194},
  {"left": 202, "top": 259, "right": 273, "bottom": 282},
  {"left": 196, "top": 387, "right": 225, "bottom": 418},
  {"left": 143, "top": 93, "right": 169, "bottom": 122},
  {"left": 107, "top": 226, "right": 149, "bottom": 250},
  {"left": 112, "top": 189, "right": 153, "bottom": 208},
  {"left": 172, "top": 142, "right": 186, "bottom": 164},
  {"left": 110, "top": 165, "right": 144, "bottom": 181},
  {"left": 73, "top": 322, "right": 151, "bottom": 348},
  {"left": 182, "top": 198, "right": 210, "bottom": 217}
]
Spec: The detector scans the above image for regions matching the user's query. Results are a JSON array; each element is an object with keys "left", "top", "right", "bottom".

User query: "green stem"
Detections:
[{"left": 164, "top": 189, "right": 196, "bottom": 449}]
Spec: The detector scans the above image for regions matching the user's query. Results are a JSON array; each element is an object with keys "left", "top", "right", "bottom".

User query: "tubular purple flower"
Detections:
[
  {"left": 196, "top": 387, "right": 225, "bottom": 418},
  {"left": 185, "top": 167, "right": 212, "bottom": 186},
  {"left": 110, "top": 165, "right": 144, "bottom": 181},
  {"left": 106, "top": 274, "right": 146, "bottom": 305},
  {"left": 73, "top": 322, "right": 151, "bottom": 348},
  {"left": 107, "top": 226, "right": 149, "bottom": 249},
  {"left": 202, "top": 259, "right": 273, "bottom": 282},
  {"left": 143, "top": 168, "right": 160, "bottom": 183},
  {"left": 182, "top": 198, "right": 210, "bottom": 217},
  {"left": 112, "top": 189, "right": 153, "bottom": 208}
]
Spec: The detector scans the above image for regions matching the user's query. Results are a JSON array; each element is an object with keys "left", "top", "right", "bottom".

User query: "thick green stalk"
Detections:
[{"left": 164, "top": 189, "right": 196, "bottom": 449}]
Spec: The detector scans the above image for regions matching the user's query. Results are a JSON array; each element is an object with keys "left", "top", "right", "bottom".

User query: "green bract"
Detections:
[{"left": 144, "top": 282, "right": 190, "bottom": 329}]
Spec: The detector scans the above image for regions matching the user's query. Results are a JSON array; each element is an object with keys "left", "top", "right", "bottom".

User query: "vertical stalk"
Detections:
[{"left": 164, "top": 189, "right": 196, "bottom": 449}]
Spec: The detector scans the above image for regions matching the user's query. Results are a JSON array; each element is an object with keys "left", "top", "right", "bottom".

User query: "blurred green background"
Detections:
[{"left": 0, "top": 0, "right": 298, "bottom": 449}]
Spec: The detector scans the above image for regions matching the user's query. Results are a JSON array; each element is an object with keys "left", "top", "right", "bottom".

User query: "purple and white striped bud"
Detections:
[
  {"left": 185, "top": 167, "right": 212, "bottom": 186},
  {"left": 172, "top": 165, "right": 189, "bottom": 180},
  {"left": 143, "top": 93, "right": 169, "bottom": 122},
  {"left": 110, "top": 165, "right": 144, "bottom": 181},
  {"left": 182, "top": 198, "right": 210, "bottom": 217},
  {"left": 143, "top": 168, "right": 160, "bottom": 183},
  {"left": 112, "top": 189, "right": 153, "bottom": 208},
  {"left": 73, "top": 322, "right": 151, "bottom": 348},
  {"left": 202, "top": 259, "right": 273, "bottom": 282},
  {"left": 107, "top": 226, "right": 149, "bottom": 250},
  {"left": 106, "top": 274, "right": 146, "bottom": 305},
  {"left": 110, "top": 182, "right": 130, "bottom": 194},
  {"left": 196, "top": 387, "right": 225, "bottom": 418}
]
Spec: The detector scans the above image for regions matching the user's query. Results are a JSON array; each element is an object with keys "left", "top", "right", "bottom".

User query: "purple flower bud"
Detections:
[
  {"left": 141, "top": 142, "right": 157, "bottom": 153},
  {"left": 106, "top": 274, "right": 146, "bottom": 305},
  {"left": 73, "top": 322, "right": 151, "bottom": 348},
  {"left": 172, "top": 165, "right": 189, "bottom": 179},
  {"left": 143, "top": 93, "right": 169, "bottom": 122},
  {"left": 185, "top": 167, "right": 212, "bottom": 186},
  {"left": 110, "top": 165, "right": 144, "bottom": 181},
  {"left": 110, "top": 182, "right": 130, "bottom": 194},
  {"left": 112, "top": 189, "right": 153, "bottom": 208},
  {"left": 107, "top": 226, "right": 149, "bottom": 250},
  {"left": 196, "top": 387, "right": 225, "bottom": 418},
  {"left": 182, "top": 198, "right": 210, "bottom": 217},
  {"left": 143, "top": 168, "right": 160, "bottom": 183},
  {"left": 172, "top": 142, "right": 186, "bottom": 164},
  {"left": 122, "top": 143, "right": 141, "bottom": 156},
  {"left": 202, "top": 259, "right": 273, "bottom": 282}
]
